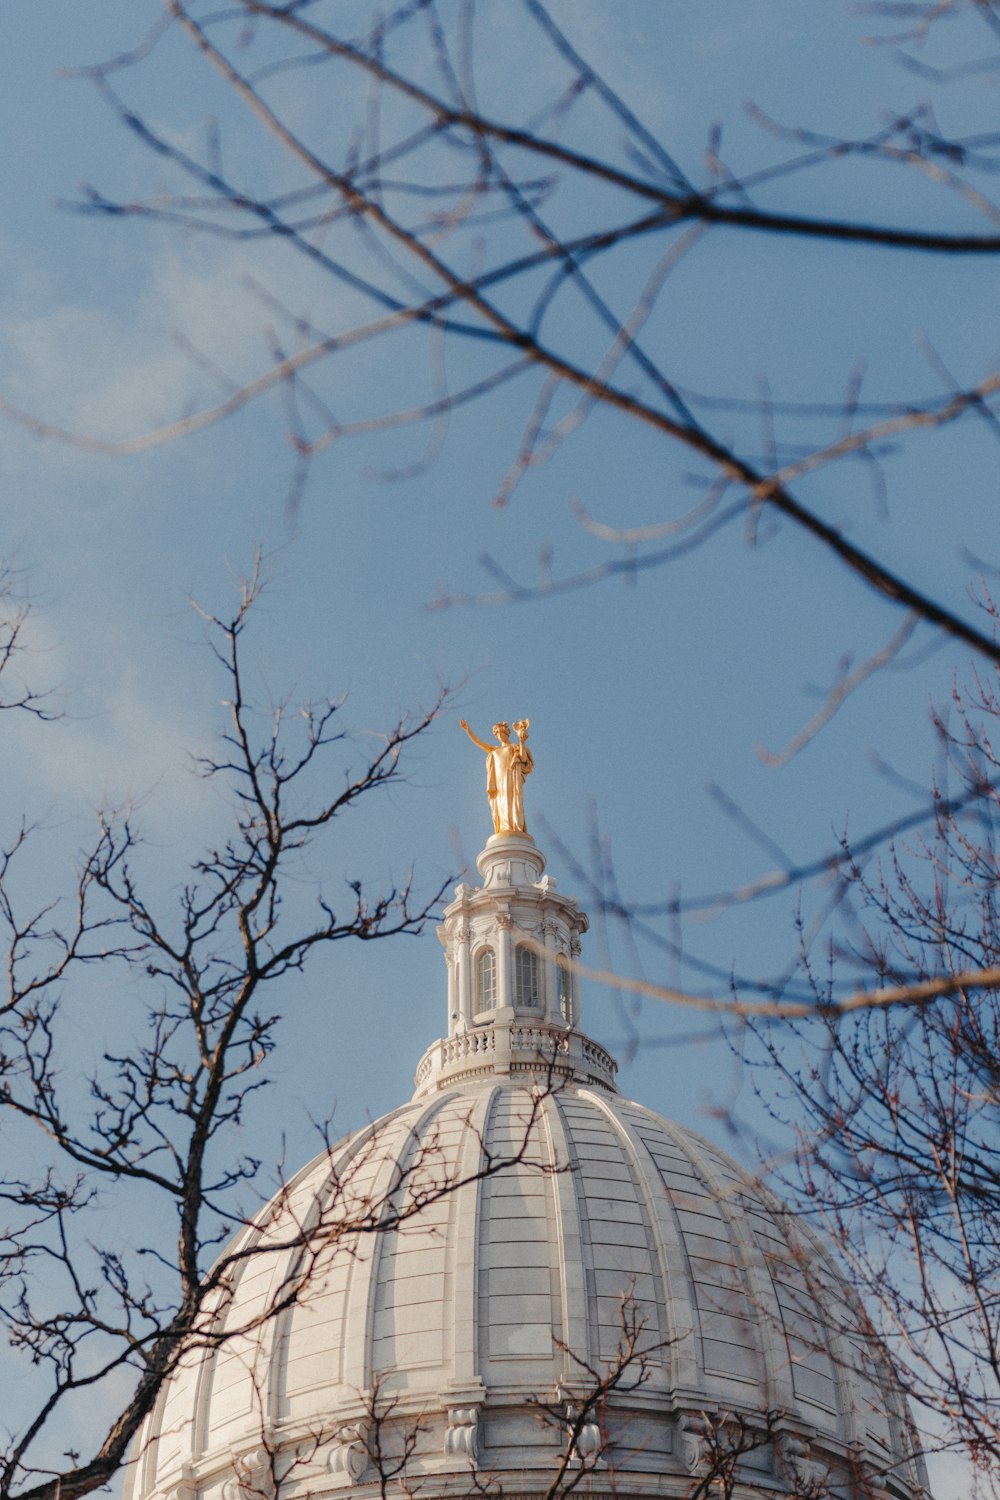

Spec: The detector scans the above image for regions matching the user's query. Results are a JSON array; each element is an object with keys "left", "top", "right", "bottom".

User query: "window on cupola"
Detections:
[
  {"left": 475, "top": 947, "right": 497, "bottom": 1011},
  {"left": 514, "top": 945, "right": 539, "bottom": 1008}
]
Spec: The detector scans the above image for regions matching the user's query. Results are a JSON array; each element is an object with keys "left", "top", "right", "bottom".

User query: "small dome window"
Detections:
[
  {"left": 475, "top": 947, "right": 497, "bottom": 1011},
  {"left": 514, "top": 945, "right": 539, "bottom": 1008}
]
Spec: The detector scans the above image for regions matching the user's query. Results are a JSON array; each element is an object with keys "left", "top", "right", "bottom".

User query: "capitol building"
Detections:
[{"left": 124, "top": 802, "right": 930, "bottom": 1499}]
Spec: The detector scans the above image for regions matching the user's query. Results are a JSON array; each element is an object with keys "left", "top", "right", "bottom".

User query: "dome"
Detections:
[{"left": 127, "top": 835, "right": 929, "bottom": 1500}]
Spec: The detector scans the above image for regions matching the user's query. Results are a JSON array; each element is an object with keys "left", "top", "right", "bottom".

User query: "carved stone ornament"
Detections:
[
  {"left": 857, "top": 1457, "right": 888, "bottom": 1493},
  {"left": 678, "top": 1415, "right": 708, "bottom": 1475},
  {"left": 456, "top": 924, "right": 474, "bottom": 945},
  {"left": 558, "top": 1394, "right": 602, "bottom": 1467},
  {"left": 778, "top": 1434, "right": 828, "bottom": 1491},
  {"left": 443, "top": 1407, "right": 479, "bottom": 1463},
  {"left": 327, "top": 1423, "right": 370, "bottom": 1482},
  {"left": 163, "top": 1477, "right": 196, "bottom": 1500},
  {"left": 222, "top": 1449, "right": 274, "bottom": 1500},
  {"left": 569, "top": 1419, "right": 602, "bottom": 1466},
  {"left": 495, "top": 911, "right": 514, "bottom": 931}
]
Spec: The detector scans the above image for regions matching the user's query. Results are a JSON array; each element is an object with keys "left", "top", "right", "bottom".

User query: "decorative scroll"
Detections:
[
  {"left": 328, "top": 1423, "right": 370, "bottom": 1482},
  {"left": 163, "top": 1479, "right": 196, "bottom": 1500},
  {"left": 222, "top": 1449, "right": 273, "bottom": 1500},
  {"left": 779, "top": 1433, "right": 827, "bottom": 1489},
  {"left": 569, "top": 1419, "right": 602, "bottom": 1465},
  {"left": 443, "top": 1407, "right": 479, "bottom": 1463},
  {"left": 678, "top": 1414, "right": 708, "bottom": 1475}
]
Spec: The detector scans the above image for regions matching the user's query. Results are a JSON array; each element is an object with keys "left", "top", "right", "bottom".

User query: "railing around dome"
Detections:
[
  {"left": 413, "top": 1050, "right": 436, "bottom": 1089},
  {"left": 444, "top": 1026, "right": 500, "bottom": 1064},
  {"left": 581, "top": 1036, "right": 615, "bottom": 1077},
  {"left": 413, "top": 1019, "right": 617, "bottom": 1093}
]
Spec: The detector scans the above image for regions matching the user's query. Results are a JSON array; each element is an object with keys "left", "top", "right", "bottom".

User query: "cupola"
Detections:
[{"left": 414, "top": 832, "right": 616, "bottom": 1096}]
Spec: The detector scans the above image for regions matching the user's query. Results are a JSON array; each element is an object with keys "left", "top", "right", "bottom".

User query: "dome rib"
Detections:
[
  {"left": 272, "top": 1103, "right": 421, "bottom": 1419},
  {"left": 580, "top": 1090, "right": 700, "bottom": 1401},
  {"left": 537, "top": 1090, "right": 592, "bottom": 1380},
  {"left": 441, "top": 1083, "right": 495, "bottom": 1397}
]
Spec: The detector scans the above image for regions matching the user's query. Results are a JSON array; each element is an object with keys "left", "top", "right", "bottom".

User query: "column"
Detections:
[
  {"left": 542, "top": 916, "right": 559, "bottom": 1023},
  {"left": 496, "top": 912, "right": 513, "bottom": 1015},
  {"left": 445, "top": 950, "right": 458, "bottom": 1036},
  {"left": 569, "top": 934, "right": 582, "bottom": 1028},
  {"left": 457, "top": 923, "right": 472, "bottom": 1029}
]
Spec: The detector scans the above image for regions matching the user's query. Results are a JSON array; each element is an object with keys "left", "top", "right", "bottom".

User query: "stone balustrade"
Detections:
[{"left": 413, "top": 1017, "right": 616, "bottom": 1096}]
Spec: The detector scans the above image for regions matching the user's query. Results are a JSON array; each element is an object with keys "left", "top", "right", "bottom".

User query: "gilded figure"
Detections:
[{"left": 459, "top": 717, "right": 534, "bottom": 834}]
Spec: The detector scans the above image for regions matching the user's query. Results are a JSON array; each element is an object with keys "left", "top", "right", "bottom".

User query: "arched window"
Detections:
[
  {"left": 557, "top": 957, "right": 573, "bottom": 1024},
  {"left": 514, "top": 945, "right": 539, "bottom": 1008},
  {"left": 475, "top": 947, "right": 497, "bottom": 1011}
]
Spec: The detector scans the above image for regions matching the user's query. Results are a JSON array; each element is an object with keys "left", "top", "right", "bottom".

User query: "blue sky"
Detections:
[{"left": 2, "top": 5, "right": 997, "bottom": 1493}]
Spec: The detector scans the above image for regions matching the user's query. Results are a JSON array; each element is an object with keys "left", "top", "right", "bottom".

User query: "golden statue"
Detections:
[{"left": 459, "top": 717, "right": 534, "bottom": 835}]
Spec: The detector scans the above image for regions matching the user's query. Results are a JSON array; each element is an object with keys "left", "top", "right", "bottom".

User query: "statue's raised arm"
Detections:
[
  {"left": 460, "top": 717, "right": 534, "bottom": 836},
  {"left": 459, "top": 719, "right": 495, "bottom": 754}
]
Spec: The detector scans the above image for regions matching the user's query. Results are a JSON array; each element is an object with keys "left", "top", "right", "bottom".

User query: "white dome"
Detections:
[{"left": 128, "top": 836, "right": 928, "bottom": 1500}]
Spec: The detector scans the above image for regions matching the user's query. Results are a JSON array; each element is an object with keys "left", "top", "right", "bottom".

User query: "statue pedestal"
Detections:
[{"left": 476, "top": 832, "right": 546, "bottom": 890}]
